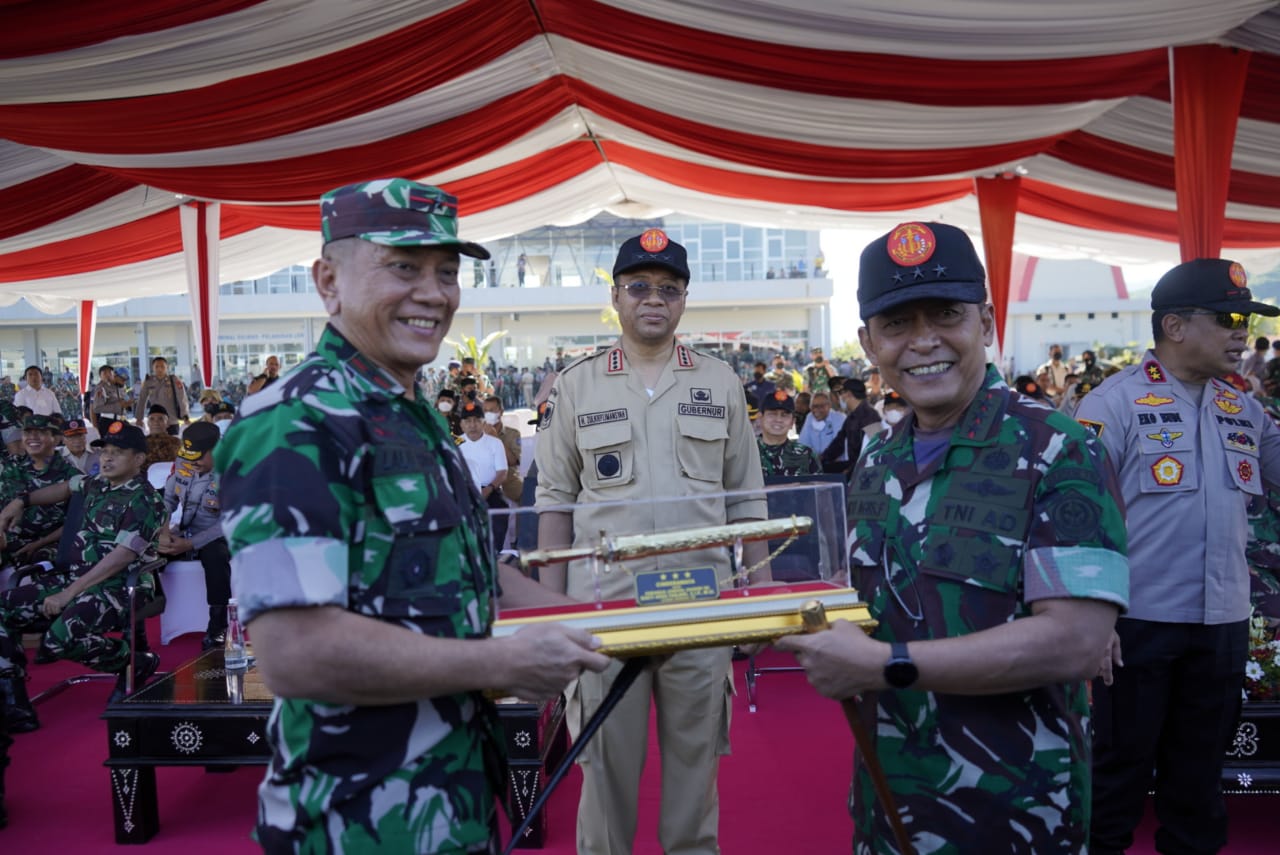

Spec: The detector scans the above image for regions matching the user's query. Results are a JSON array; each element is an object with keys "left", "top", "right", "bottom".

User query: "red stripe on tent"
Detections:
[
  {"left": 578, "top": 82, "right": 1070, "bottom": 179},
  {"left": 1020, "top": 179, "right": 1280, "bottom": 248},
  {"left": 0, "top": 0, "right": 265, "bottom": 59},
  {"left": 0, "top": 0, "right": 537, "bottom": 153},
  {"left": 1147, "top": 51, "right": 1280, "bottom": 124},
  {"left": 602, "top": 142, "right": 972, "bottom": 210},
  {"left": 0, "top": 209, "right": 255, "bottom": 282},
  {"left": 1047, "top": 132, "right": 1280, "bottom": 209},
  {"left": 225, "top": 142, "right": 603, "bottom": 230},
  {"left": 91, "top": 80, "right": 575, "bottom": 201},
  {"left": 0, "top": 165, "right": 138, "bottom": 240},
  {"left": 540, "top": 0, "right": 1169, "bottom": 106}
]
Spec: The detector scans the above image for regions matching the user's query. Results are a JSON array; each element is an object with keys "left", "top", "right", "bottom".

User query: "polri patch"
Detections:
[
  {"left": 1239, "top": 459, "right": 1255, "bottom": 483},
  {"left": 1151, "top": 455, "right": 1184, "bottom": 486},
  {"left": 578, "top": 408, "right": 628, "bottom": 428}
]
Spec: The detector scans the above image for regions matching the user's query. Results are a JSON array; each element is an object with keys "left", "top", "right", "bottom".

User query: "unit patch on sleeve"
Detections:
[{"left": 1076, "top": 419, "right": 1105, "bottom": 438}]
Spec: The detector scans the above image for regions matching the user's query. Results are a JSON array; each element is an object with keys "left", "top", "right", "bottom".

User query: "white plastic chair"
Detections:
[
  {"left": 159, "top": 560, "right": 209, "bottom": 644},
  {"left": 147, "top": 461, "right": 172, "bottom": 490}
]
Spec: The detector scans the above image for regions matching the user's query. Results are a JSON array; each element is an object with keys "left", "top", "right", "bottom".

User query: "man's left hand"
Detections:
[
  {"left": 774, "top": 620, "right": 889, "bottom": 699},
  {"left": 41, "top": 590, "right": 72, "bottom": 618}
]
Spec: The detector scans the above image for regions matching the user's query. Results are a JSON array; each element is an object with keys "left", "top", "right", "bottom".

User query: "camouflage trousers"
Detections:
[{"left": 0, "top": 573, "right": 132, "bottom": 678}]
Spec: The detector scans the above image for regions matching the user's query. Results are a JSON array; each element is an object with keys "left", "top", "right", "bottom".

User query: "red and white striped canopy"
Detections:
[{"left": 3, "top": 0, "right": 1280, "bottom": 313}]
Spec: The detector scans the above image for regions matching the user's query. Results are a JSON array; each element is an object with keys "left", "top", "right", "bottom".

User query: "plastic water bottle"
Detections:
[{"left": 224, "top": 598, "right": 248, "bottom": 671}]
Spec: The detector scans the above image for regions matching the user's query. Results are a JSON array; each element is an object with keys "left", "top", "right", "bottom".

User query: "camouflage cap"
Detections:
[
  {"left": 320, "top": 179, "right": 490, "bottom": 259},
  {"left": 21, "top": 414, "right": 58, "bottom": 432}
]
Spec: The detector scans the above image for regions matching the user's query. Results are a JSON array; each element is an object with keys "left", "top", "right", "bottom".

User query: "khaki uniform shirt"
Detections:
[
  {"left": 1075, "top": 351, "right": 1280, "bottom": 623},
  {"left": 536, "top": 341, "right": 766, "bottom": 601}
]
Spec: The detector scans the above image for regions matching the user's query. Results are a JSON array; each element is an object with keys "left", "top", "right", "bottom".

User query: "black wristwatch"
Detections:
[{"left": 883, "top": 642, "right": 918, "bottom": 689}]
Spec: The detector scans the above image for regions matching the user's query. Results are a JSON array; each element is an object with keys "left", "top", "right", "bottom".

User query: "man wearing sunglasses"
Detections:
[
  {"left": 535, "top": 228, "right": 766, "bottom": 855},
  {"left": 1076, "top": 258, "right": 1280, "bottom": 855},
  {"left": 778, "top": 221, "right": 1129, "bottom": 854}
]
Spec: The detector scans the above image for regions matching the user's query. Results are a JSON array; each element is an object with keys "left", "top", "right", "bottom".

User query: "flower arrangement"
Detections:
[{"left": 1244, "top": 611, "right": 1280, "bottom": 703}]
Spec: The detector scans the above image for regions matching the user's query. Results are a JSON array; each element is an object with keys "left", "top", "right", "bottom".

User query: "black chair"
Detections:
[
  {"left": 4, "top": 491, "right": 167, "bottom": 706},
  {"left": 744, "top": 474, "right": 847, "bottom": 712}
]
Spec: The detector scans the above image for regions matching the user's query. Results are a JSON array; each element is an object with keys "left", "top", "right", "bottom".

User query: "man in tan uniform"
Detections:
[{"left": 535, "top": 229, "right": 766, "bottom": 855}]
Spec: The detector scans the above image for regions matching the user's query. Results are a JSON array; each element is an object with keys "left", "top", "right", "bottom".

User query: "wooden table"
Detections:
[{"left": 102, "top": 648, "right": 566, "bottom": 846}]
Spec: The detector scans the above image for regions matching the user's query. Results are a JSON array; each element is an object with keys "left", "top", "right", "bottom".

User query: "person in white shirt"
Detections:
[
  {"left": 796, "top": 390, "right": 846, "bottom": 460},
  {"left": 13, "top": 366, "right": 60, "bottom": 417},
  {"left": 456, "top": 400, "right": 509, "bottom": 550}
]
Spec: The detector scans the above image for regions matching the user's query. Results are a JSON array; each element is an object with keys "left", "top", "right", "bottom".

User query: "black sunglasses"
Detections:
[{"left": 1183, "top": 310, "right": 1249, "bottom": 330}]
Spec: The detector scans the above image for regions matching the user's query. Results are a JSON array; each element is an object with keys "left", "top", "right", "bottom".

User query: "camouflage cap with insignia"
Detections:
[
  {"left": 858, "top": 221, "right": 987, "bottom": 320},
  {"left": 21, "top": 414, "right": 58, "bottom": 432},
  {"left": 320, "top": 179, "right": 490, "bottom": 259}
]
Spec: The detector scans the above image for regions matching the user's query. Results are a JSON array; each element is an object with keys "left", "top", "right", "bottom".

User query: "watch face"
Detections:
[{"left": 884, "top": 644, "right": 918, "bottom": 689}]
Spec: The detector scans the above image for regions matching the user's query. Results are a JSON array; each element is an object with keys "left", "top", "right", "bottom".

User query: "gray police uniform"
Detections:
[
  {"left": 535, "top": 340, "right": 765, "bottom": 855},
  {"left": 163, "top": 458, "right": 231, "bottom": 625},
  {"left": 1076, "top": 351, "right": 1280, "bottom": 852}
]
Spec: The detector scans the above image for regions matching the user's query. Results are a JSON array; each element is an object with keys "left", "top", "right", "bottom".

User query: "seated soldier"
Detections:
[
  {"left": 0, "top": 415, "right": 78, "bottom": 566},
  {"left": 143, "top": 404, "right": 180, "bottom": 468},
  {"left": 158, "top": 422, "right": 230, "bottom": 649},
  {"left": 0, "top": 422, "right": 165, "bottom": 731}
]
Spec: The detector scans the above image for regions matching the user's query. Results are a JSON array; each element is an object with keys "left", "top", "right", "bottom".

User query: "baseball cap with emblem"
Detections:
[
  {"left": 1149, "top": 258, "right": 1280, "bottom": 316},
  {"left": 320, "top": 179, "right": 490, "bottom": 258},
  {"left": 62, "top": 418, "right": 88, "bottom": 436},
  {"left": 91, "top": 421, "right": 147, "bottom": 453},
  {"left": 613, "top": 229, "right": 691, "bottom": 281},
  {"left": 759, "top": 389, "right": 795, "bottom": 413},
  {"left": 177, "top": 421, "right": 220, "bottom": 461},
  {"left": 857, "top": 222, "right": 987, "bottom": 320}
]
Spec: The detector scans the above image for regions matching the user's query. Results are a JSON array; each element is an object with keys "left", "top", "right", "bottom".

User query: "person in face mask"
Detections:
[
  {"left": 435, "top": 387, "right": 460, "bottom": 437},
  {"left": 867, "top": 390, "right": 909, "bottom": 439},
  {"left": 482, "top": 395, "right": 523, "bottom": 511},
  {"left": 743, "top": 360, "right": 775, "bottom": 408},
  {"left": 1077, "top": 349, "right": 1105, "bottom": 391}
]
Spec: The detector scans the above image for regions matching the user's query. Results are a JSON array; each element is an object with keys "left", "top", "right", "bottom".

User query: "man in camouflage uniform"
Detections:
[
  {"left": 756, "top": 388, "right": 819, "bottom": 477},
  {"left": 778, "top": 222, "right": 1128, "bottom": 854},
  {"left": 215, "top": 179, "right": 606, "bottom": 855},
  {"left": 0, "top": 414, "right": 79, "bottom": 565},
  {"left": 159, "top": 421, "right": 230, "bottom": 650},
  {"left": 0, "top": 421, "right": 164, "bottom": 730}
]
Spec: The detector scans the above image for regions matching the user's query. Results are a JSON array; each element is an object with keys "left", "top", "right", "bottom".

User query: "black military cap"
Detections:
[
  {"left": 91, "top": 421, "right": 147, "bottom": 453},
  {"left": 178, "top": 421, "right": 220, "bottom": 461},
  {"left": 1014, "top": 376, "right": 1047, "bottom": 400},
  {"left": 613, "top": 228, "right": 691, "bottom": 281},
  {"left": 436, "top": 388, "right": 457, "bottom": 400},
  {"left": 148, "top": 404, "right": 170, "bottom": 417},
  {"left": 458, "top": 401, "right": 484, "bottom": 420},
  {"left": 1150, "top": 258, "right": 1279, "bottom": 316},
  {"left": 858, "top": 222, "right": 987, "bottom": 320},
  {"left": 881, "top": 390, "right": 908, "bottom": 409},
  {"left": 759, "top": 389, "right": 795, "bottom": 413}
]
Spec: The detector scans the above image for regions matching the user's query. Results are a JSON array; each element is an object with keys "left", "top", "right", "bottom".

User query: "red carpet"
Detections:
[{"left": 3, "top": 637, "right": 1274, "bottom": 853}]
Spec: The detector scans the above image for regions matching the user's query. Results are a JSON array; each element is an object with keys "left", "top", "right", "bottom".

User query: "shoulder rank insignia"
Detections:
[
  {"left": 1146, "top": 429, "right": 1183, "bottom": 448},
  {"left": 1076, "top": 418, "right": 1104, "bottom": 438},
  {"left": 1134, "top": 393, "right": 1174, "bottom": 407},
  {"left": 1143, "top": 361, "right": 1167, "bottom": 383},
  {"left": 1151, "top": 455, "right": 1184, "bottom": 486},
  {"left": 606, "top": 347, "right": 625, "bottom": 374},
  {"left": 676, "top": 343, "right": 695, "bottom": 368}
]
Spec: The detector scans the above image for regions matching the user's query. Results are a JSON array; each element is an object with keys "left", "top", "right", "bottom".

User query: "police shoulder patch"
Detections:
[{"left": 1076, "top": 418, "right": 1104, "bottom": 438}]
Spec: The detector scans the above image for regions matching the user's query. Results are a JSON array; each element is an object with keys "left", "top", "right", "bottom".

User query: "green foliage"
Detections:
[
  {"left": 443, "top": 330, "right": 508, "bottom": 365},
  {"left": 831, "top": 340, "right": 864, "bottom": 361}
]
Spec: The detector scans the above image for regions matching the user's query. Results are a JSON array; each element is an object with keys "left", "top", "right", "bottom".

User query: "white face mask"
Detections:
[
  {"left": 483, "top": 412, "right": 501, "bottom": 425},
  {"left": 884, "top": 409, "right": 905, "bottom": 425},
  {"left": 437, "top": 401, "right": 453, "bottom": 413}
]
